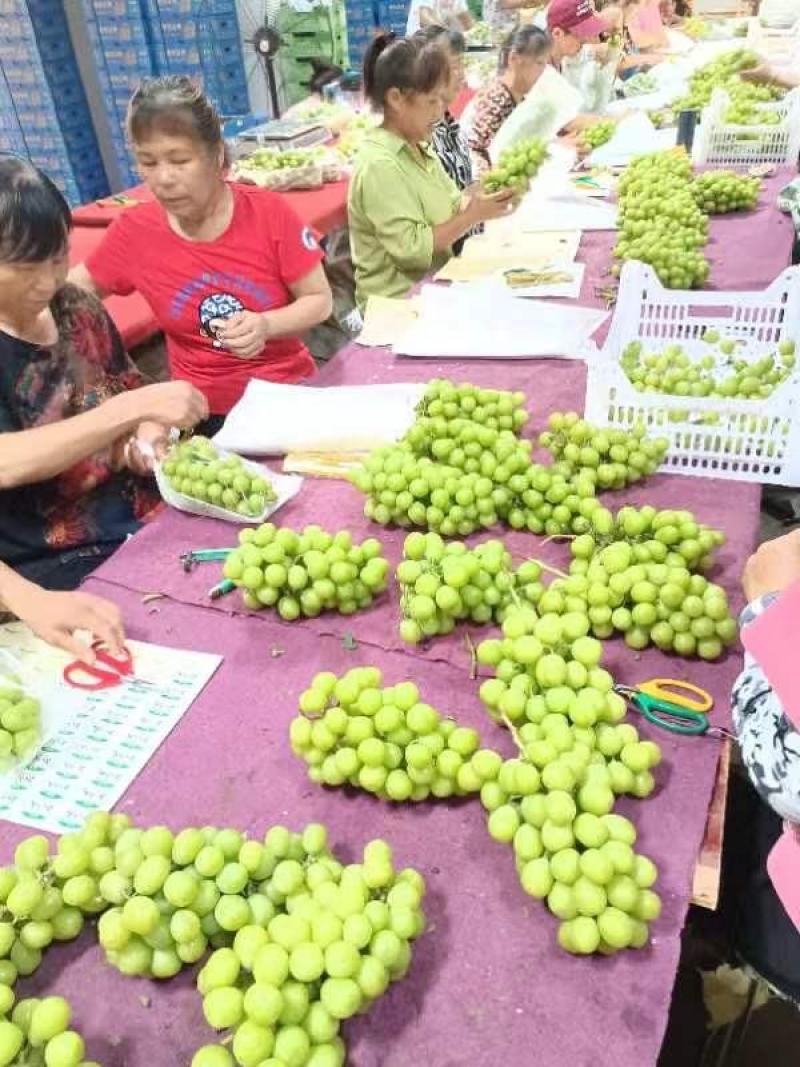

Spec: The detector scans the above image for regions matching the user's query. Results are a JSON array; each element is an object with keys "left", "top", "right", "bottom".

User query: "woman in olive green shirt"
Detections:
[{"left": 348, "top": 33, "right": 516, "bottom": 310}]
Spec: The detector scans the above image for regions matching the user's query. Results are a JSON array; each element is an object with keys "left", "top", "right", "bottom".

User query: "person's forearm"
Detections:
[
  {"left": 769, "top": 67, "right": 800, "bottom": 89},
  {"left": 418, "top": 6, "right": 437, "bottom": 26},
  {"left": 0, "top": 564, "right": 36, "bottom": 616},
  {"left": 0, "top": 393, "right": 142, "bottom": 490},
  {"left": 263, "top": 293, "right": 332, "bottom": 340},
  {"left": 499, "top": 0, "right": 539, "bottom": 8},
  {"left": 432, "top": 204, "right": 480, "bottom": 251}
]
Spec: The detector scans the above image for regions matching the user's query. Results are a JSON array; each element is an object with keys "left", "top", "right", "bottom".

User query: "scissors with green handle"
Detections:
[{"left": 614, "top": 678, "right": 734, "bottom": 739}]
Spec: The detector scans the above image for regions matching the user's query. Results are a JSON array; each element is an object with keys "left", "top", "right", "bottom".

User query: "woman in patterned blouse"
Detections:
[
  {"left": 414, "top": 26, "right": 472, "bottom": 191},
  {"left": 468, "top": 25, "right": 552, "bottom": 173}
]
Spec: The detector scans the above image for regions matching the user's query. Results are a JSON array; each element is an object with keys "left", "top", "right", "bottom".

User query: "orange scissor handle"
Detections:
[{"left": 637, "top": 678, "right": 714, "bottom": 714}]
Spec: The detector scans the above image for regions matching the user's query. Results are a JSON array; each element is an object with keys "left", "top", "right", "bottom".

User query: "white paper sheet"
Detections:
[
  {"left": 394, "top": 284, "right": 608, "bottom": 359},
  {"left": 0, "top": 623, "right": 221, "bottom": 833},
  {"left": 489, "top": 66, "right": 583, "bottom": 163},
  {"left": 214, "top": 380, "right": 426, "bottom": 455},
  {"left": 514, "top": 190, "right": 619, "bottom": 232},
  {"left": 588, "top": 112, "right": 676, "bottom": 167}
]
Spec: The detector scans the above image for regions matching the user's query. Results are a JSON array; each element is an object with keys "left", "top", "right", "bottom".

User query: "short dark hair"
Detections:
[
  {"left": 128, "top": 74, "right": 223, "bottom": 153},
  {"left": 499, "top": 25, "right": 552, "bottom": 70},
  {"left": 413, "top": 24, "right": 467, "bottom": 55},
  {"left": 0, "top": 155, "right": 71, "bottom": 264},
  {"left": 363, "top": 32, "right": 449, "bottom": 110}
]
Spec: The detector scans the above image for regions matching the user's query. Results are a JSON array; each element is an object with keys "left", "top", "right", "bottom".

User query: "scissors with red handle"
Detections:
[{"left": 63, "top": 642, "right": 136, "bottom": 691}]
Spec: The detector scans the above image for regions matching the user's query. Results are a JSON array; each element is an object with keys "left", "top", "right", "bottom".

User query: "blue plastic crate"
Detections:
[
  {"left": 212, "top": 90, "right": 250, "bottom": 116},
  {"left": 198, "top": 16, "right": 240, "bottom": 43},
  {"left": 148, "top": 17, "right": 197, "bottom": 40},
  {"left": 102, "top": 46, "right": 152, "bottom": 68},
  {"left": 162, "top": 43, "right": 202, "bottom": 65},
  {"left": 88, "top": 17, "right": 149, "bottom": 44},
  {"left": 85, "top": 0, "right": 143, "bottom": 17},
  {"left": 141, "top": 0, "right": 194, "bottom": 13}
]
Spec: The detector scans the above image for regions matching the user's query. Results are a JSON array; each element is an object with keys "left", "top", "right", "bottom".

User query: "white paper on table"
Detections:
[
  {"left": 588, "top": 112, "right": 674, "bottom": 166},
  {"left": 394, "top": 283, "right": 608, "bottom": 359},
  {"left": 489, "top": 66, "right": 583, "bottom": 164},
  {"left": 493, "top": 262, "right": 586, "bottom": 300},
  {"left": 214, "top": 380, "right": 426, "bottom": 455},
  {"left": 0, "top": 622, "right": 221, "bottom": 834},
  {"left": 514, "top": 189, "right": 619, "bottom": 231}
]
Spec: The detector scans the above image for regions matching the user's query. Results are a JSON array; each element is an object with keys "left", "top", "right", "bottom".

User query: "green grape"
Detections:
[
  {"left": 163, "top": 437, "right": 276, "bottom": 518},
  {"left": 224, "top": 524, "right": 389, "bottom": 618},
  {"left": 483, "top": 137, "right": 548, "bottom": 193}
]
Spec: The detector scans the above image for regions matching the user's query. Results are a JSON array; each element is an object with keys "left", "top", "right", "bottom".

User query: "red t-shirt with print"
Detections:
[{"left": 86, "top": 184, "right": 324, "bottom": 414}]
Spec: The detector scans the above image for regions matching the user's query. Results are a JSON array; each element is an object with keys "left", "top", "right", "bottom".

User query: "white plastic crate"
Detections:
[
  {"left": 692, "top": 86, "right": 800, "bottom": 167},
  {"left": 584, "top": 261, "right": 800, "bottom": 486}
]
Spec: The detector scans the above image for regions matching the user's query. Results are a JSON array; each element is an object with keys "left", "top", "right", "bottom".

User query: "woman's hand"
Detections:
[
  {"left": 216, "top": 311, "right": 271, "bottom": 359},
  {"left": 123, "top": 381, "right": 209, "bottom": 430},
  {"left": 741, "top": 62, "right": 773, "bottom": 86},
  {"left": 743, "top": 530, "right": 800, "bottom": 603},
  {"left": 2, "top": 579, "right": 126, "bottom": 665},
  {"left": 470, "top": 187, "right": 519, "bottom": 224},
  {"left": 122, "top": 421, "right": 171, "bottom": 476}
]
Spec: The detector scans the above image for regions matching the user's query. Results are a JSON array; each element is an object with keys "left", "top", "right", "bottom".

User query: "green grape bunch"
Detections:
[
  {"left": 473, "top": 605, "right": 663, "bottom": 954},
  {"left": 579, "top": 120, "right": 616, "bottom": 152},
  {"left": 563, "top": 505, "right": 738, "bottom": 657},
  {"left": 539, "top": 412, "right": 669, "bottom": 489},
  {"left": 483, "top": 138, "right": 548, "bottom": 194},
  {"left": 672, "top": 49, "right": 779, "bottom": 114},
  {"left": 193, "top": 831, "right": 426, "bottom": 1067},
  {"left": 397, "top": 532, "right": 517, "bottom": 644},
  {"left": 290, "top": 668, "right": 484, "bottom": 802},
  {"left": 621, "top": 337, "right": 796, "bottom": 399},
  {"left": 161, "top": 437, "right": 276, "bottom": 519},
  {"left": 613, "top": 149, "right": 711, "bottom": 289},
  {"left": 0, "top": 995, "right": 98, "bottom": 1067},
  {"left": 691, "top": 171, "right": 761, "bottom": 214},
  {"left": 222, "top": 524, "right": 389, "bottom": 619},
  {"left": 0, "top": 682, "right": 41, "bottom": 768}
]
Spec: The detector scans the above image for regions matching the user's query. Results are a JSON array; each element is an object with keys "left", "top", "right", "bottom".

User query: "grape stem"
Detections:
[
  {"left": 464, "top": 633, "right": 478, "bottom": 680},
  {"left": 500, "top": 712, "right": 527, "bottom": 757},
  {"left": 525, "top": 557, "right": 568, "bottom": 579}
]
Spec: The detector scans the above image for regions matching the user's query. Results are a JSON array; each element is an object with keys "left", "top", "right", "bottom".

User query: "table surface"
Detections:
[{"left": 1, "top": 173, "right": 794, "bottom": 1067}]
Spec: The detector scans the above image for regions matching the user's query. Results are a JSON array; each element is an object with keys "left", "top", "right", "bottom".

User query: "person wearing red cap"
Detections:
[{"left": 546, "top": 0, "right": 607, "bottom": 65}]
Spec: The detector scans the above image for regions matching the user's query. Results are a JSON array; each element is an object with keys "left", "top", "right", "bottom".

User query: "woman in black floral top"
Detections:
[{"left": 0, "top": 157, "right": 207, "bottom": 599}]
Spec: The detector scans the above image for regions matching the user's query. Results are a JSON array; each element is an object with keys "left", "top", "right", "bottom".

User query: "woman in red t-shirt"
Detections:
[{"left": 70, "top": 77, "right": 333, "bottom": 429}]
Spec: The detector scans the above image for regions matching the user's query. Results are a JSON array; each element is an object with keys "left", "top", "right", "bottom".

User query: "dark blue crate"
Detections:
[
  {"left": 212, "top": 90, "right": 250, "bottom": 116},
  {"left": 141, "top": 0, "right": 193, "bottom": 13},
  {"left": 201, "top": 0, "right": 238, "bottom": 14},
  {"left": 88, "top": 17, "right": 149, "bottom": 45},
  {"left": 101, "top": 46, "right": 153, "bottom": 68},
  {"left": 86, "top": 0, "right": 143, "bottom": 17},
  {"left": 148, "top": 17, "right": 197, "bottom": 40},
  {"left": 197, "top": 16, "right": 240, "bottom": 42}
]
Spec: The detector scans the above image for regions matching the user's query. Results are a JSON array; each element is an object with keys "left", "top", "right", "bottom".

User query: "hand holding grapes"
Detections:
[
  {"left": 216, "top": 310, "right": 272, "bottom": 360},
  {"left": 469, "top": 186, "right": 518, "bottom": 223},
  {"left": 742, "top": 530, "right": 800, "bottom": 603}
]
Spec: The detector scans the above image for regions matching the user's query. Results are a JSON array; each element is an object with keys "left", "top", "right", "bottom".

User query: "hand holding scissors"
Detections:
[{"left": 63, "top": 642, "right": 140, "bottom": 692}]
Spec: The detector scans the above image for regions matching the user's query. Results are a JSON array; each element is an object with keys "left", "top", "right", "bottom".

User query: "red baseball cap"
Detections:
[{"left": 547, "top": 0, "right": 607, "bottom": 37}]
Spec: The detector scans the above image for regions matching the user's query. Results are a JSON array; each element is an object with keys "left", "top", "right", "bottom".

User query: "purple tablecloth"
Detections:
[{"left": 0, "top": 171, "right": 794, "bottom": 1067}]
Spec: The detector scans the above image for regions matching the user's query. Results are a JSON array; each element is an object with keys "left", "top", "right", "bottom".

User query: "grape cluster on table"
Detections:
[
  {"left": 0, "top": 813, "right": 426, "bottom": 1067},
  {"left": 691, "top": 171, "right": 761, "bottom": 213},
  {"left": 614, "top": 149, "right": 710, "bottom": 289},
  {"left": 223, "top": 524, "right": 389, "bottom": 619}
]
